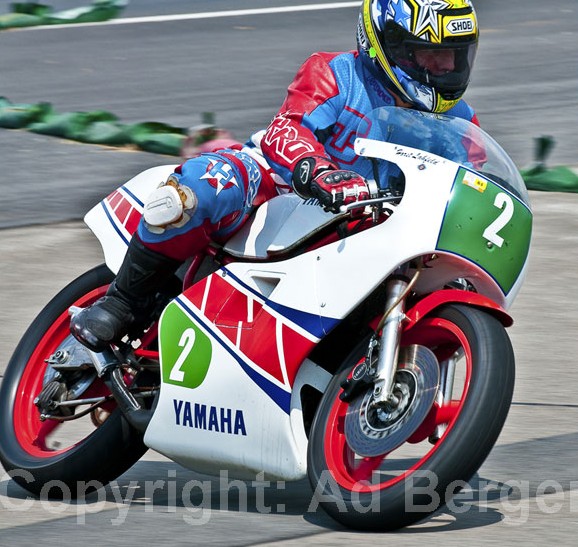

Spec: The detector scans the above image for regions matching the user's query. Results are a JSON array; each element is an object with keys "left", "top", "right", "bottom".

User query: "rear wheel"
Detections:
[
  {"left": 0, "top": 264, "right": 148, "bottom": 497},
  {"left": 307, "top": 304, "right": 515, "bottom": 531}
]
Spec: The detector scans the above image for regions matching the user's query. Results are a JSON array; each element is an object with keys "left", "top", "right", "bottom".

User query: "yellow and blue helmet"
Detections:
[{"left": 357, "top": 0, "right": 479, "bottom": 113}]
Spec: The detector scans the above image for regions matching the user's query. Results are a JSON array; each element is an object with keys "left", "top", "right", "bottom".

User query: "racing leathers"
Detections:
[
  {"left": 70, "top": 50, "right": 480, "bottom": 351},
  {"left": 138, "top": 50, "right": 479, "bottom": 259}
]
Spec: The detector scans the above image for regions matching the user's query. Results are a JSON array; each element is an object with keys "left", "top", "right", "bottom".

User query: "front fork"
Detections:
[
  {"left": 341, "top": 270, "right": 416, "bottom": 405},
  {"left": 371, "top": 277, "right": 409, "bottom": 406},
  {"left": 429, "top": 350, "right": 461, "bottom": 442},
  {"left": 371, "top": 273, "right": 460, "bottom": 416},
  {"left": 342, "top": 263, "right": 456, "bottom": 416},
  {"left": 369, "top": 272, "right": 461, "bottom": 437},
  {"left": 340, "top": 257, "right": 462, "bottom": 426}
]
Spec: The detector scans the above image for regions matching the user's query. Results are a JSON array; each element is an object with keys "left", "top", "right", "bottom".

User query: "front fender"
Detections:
[{"left": 404, "top": 289, "right": 513, "bottom": 328}]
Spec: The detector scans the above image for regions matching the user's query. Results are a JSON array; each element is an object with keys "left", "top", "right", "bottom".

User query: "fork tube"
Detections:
[
  {"left": 431, "top": 352, "right": 459, "bottom": 440},
  {"left": 372, "top": 278, "right": 409, "bottom": 405},
  {"left": 440, "top": 354, "right": 458, "bottom": 402}
]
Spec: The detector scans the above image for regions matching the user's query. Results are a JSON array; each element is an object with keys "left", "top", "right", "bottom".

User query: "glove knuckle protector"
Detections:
[
  {"left": 291, "top": 155, "right": 337, "bottom": 199},
  {"left": 292, "top": 156, "right": 369, "bottom": 213}
]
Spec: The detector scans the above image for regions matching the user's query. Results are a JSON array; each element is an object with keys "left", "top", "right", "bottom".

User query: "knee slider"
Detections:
[{"left": 143, "top": 175, "right": 198, "bottom": 228}]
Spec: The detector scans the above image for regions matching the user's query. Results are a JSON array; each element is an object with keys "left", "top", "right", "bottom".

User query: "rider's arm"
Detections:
[{"left": 261, "top": 52, "right": 344, "bottom": 186}]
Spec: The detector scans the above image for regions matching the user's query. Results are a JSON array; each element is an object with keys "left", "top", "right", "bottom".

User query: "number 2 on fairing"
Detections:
[
  {"left": 482, "top": 192, "right": 514, "bottom": 248},
  {"left": 169, "top": 328, "right": 196, "bottom": 382}
]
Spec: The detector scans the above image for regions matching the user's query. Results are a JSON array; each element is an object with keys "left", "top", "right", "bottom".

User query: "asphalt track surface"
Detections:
[
  {"left": 0, "top": 1, "right": 577, "bottom": 544},
  {"left": 0, "top": 0, "right": 576, "bottom": 229}
]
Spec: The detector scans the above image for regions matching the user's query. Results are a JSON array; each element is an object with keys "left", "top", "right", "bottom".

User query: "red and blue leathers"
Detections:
[
  {"left": 259, "top": 51, "right": 479, "bottom": 184},
  {"left": 137, "top": 51, "right": 479, "bottom": 259},
  {"left": 136, "top": 148, "right": 276, "bottom": 260}
]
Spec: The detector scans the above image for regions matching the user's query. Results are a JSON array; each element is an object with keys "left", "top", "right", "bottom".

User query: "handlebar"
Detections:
[{"left": 338, "top": 195, "right": 400, "bottom": 214}]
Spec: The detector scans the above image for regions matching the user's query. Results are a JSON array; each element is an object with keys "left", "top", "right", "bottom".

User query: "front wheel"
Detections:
[
  {"left": 0, "top": 264, "right": 148, "bottom": 497},
  {"left": 307, "top": 304, "right": 515, "bottom": 531}
]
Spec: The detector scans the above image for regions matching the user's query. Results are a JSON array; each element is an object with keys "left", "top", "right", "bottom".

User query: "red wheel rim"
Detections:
[
  {"left": 324, "top": 316, "right": 473, "bottom": 492},
  {"left": 13, "top": 286, "right": 110, "bottom": 458}
]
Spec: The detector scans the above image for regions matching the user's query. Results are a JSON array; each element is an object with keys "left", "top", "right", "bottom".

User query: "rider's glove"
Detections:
[{"left": 292, "top": 156, "right": 369, "bottom": 213}]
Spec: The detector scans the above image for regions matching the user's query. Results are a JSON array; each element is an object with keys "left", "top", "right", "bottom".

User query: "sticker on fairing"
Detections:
[
  {"left": 436, "top": 168, "right": 532, "bottom": 294},
  {"left": 160, "top": 301, "right": 213, "bottom": 389}
]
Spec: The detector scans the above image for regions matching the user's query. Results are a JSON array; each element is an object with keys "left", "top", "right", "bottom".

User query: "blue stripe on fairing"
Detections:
[
  {"left": 121, "top": 185, "right": 144, "bottom": 207},
  {"left": 267, "top": 299, "right": 339, "bottom": 338},
  {"left": 100, "top": 186, "right": 144, "bottom": 246},
  {"left": 175, "top": 296, "right": 292, "bottom": 414},
  {"left": 101, "top": 201, "right": 130, "bottom": 245},
  {"left": 222, "top": 268, "right": 340, "bottom": 339}
]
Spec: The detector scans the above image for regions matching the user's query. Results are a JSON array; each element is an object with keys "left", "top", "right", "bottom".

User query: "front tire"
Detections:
[
  {"left": 307, "top": 304, "right": 515, "bottom": 531},
  {"left": 0, "top": 264, "right": 148, "bottom": 497}
]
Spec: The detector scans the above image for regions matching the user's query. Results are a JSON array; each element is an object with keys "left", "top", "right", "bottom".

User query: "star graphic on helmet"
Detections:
[
  {"left": 411, "top": 0, "right": 451, "bottom": 40},
  {"left": 388, "top": 0, "right": 412, "bottom": 31}
]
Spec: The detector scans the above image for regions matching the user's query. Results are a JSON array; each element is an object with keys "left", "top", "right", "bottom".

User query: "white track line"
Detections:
[{"left": 24, "top": 2, "right": 361, "bottom": 31}]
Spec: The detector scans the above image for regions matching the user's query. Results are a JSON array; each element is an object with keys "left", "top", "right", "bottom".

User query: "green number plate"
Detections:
[
  {"left": 160, "top": 301, "right": 213, "bottom": 389},
  {"left": 436, "top": 168, "right": 532, "bottom": 295}
]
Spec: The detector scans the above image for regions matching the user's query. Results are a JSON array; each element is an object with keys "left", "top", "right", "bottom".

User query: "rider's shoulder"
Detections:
[
  {"left": 302, "top": 51, "right": 356, "bottom": 68},
  {"left": 445, "top": 99, "right": 477, "bottom": 123}
]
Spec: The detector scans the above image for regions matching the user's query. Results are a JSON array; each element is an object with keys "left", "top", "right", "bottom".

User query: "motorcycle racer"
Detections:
[{"left": 71, "top": 0, "right": 480, "bottom": 352}]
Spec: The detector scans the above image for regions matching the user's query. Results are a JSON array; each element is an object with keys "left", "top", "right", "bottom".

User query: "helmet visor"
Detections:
[{"left": 383, "top": 24, "right": 478, "bottom": 100}]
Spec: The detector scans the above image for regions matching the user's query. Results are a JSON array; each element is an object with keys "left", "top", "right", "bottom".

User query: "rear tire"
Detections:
[
  {"left": 307, "top": 304, "right": 515, "bottom": 531},
  {"left": 0, "top": 264, "right": 148, "bottom": 497}
]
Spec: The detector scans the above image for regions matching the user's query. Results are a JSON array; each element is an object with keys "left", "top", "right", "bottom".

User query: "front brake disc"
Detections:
[{"left": 344, "top": 344, "right": 439, "bottom": 457}]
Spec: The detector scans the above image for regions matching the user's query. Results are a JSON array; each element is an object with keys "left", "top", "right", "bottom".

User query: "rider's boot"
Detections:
[{"left": 70, "top": 237, "right": 181, "bottom": 352}]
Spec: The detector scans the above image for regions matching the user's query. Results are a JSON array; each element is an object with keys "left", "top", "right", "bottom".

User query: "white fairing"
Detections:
[
  {"left": 85, "top": 108, "right": 531, "bottom": 481},
  {"left": 144, "top": 142, "right": 528, "bottom": 480},
  {"left": 145, "top": 323, "right": 332, "bottom": 480},
  {"left": 84, "top": 164, "right": 178, "bottom": 273}
]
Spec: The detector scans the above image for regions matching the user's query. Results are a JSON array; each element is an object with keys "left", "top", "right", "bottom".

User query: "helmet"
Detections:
[{"left": 357, "top": 0, "right": 479, "bottom": 113}]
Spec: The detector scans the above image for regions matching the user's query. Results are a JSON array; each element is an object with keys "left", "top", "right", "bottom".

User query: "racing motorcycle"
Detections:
[{"left": 0, "top": 107, "right": 532, "bottom": 531}]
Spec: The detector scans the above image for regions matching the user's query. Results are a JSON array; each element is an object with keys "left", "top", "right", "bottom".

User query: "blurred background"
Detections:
[{"left": 0, "top": 0, "right": 576, "bottom": 227}]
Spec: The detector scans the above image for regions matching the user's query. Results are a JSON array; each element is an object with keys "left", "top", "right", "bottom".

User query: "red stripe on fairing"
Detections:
[
  {"left": 205, "top": 274, "right": 236, "bottom": 322},
  {"left": 107, "top": 190, "right": 123, "bottom": 208},
  {"left": 217, "top": 323, "right": 238, "bottom": 345},
  {"left": 115, "top": 198, "right": 131, "bottom": 224},
  {"left": 240, "top": 311, "right": 285, "bottom": 384},
  {"left": 186, "top": 276, "right": 208, "bottom": 310},
  {"left": 104, "top": 188, "right": 144, "bottom": 238},
  {"left": 281, "top": 323, "right": 315, "bottom": 386},
  {"left": 125, "top": 208, "right": 141, "bottom": 236},
  {"left": 103, "top": 193, "right": 130, "bottom": 241},
  {"left": 182, "top": 272, "right": 316, "bottom": 387}
]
